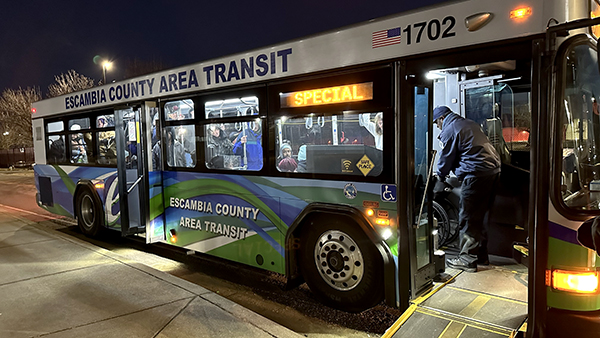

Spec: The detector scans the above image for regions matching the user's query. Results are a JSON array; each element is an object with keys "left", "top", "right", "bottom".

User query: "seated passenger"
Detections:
[
  {"left": 277, "top": 143, "right": 298, "bottom": 172},
  {"left": 296, "top": 145, "right": 307, "bottom": 172},
  {"left": 278, "top": 157, "right": 297, "bottom": 172}
]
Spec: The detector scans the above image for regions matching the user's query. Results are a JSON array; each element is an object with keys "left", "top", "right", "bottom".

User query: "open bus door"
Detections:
[
  {"left": 115, "top": 102, "right": 164, "bottom": 243},
  {"left": 396, "top": 61, "right": 439, "bottom": 313},
  {"left": 389, "top": 42, "right": 534, "bottom": 337}
]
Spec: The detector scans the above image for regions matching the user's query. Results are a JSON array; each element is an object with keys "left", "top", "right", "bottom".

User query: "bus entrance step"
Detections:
[
  {"left": 388, "top": 306, "right": 517, "bottom": 338},
  {"left": 512, "top": 242, "right": 529, "bottom": 267},
  {"left": 384, "top": 268, "right": 528, "bottom": 338}
]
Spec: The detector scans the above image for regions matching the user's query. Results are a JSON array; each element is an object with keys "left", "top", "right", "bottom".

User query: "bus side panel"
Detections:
[
  {"left": 161, "top": 171, "right": 398, "bottom": 275},
  {"left": 162, "top": 171, "right": 288, "bottom": 274},
  {"left": 34, "top": 164, "right": 120, "bottom": 226},
  {"left": 547, "top": 209, "right": 600, "bottom": 311}
]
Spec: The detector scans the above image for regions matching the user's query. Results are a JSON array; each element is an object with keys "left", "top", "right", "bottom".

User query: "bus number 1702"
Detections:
[{"left": 403, "top": 16, "right": 456, "bottom": 45}]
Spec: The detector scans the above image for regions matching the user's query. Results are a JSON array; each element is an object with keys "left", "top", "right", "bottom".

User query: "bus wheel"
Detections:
[
  {"left": 76, "top": 188, "right": 102, "bottom": 237},
  {"left": 299, "top": 217, "right": 384, "bottom": 312}
]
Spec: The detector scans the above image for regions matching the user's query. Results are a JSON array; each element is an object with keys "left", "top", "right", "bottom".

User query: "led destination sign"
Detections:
[{"left": 280, "top": 82, "right": 373, "bottom": 108}]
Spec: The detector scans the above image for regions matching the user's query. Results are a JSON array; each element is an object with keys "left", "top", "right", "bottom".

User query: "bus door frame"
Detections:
[
  {"left": 114, "top": 102, "right": 162, "bottom": 242},
  {"left": 397, "top": 61, "right": 437, "bottom": 308}
]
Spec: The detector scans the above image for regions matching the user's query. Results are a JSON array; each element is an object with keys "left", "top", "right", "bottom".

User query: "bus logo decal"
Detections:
[
  {"left": 344, "top": 183, "right": 357, "bottom": 199},
  {"left": 381, "top": 184, "right": 397, "bottom": 202}
]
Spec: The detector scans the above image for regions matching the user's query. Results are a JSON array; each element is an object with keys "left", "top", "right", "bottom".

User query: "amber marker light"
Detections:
[
  {"left": 169, "top": 229, "right": 177, "bottom": 243},
  {"left": 549, "top": 269, "right": 599, "bottom": 294},
  {"left": 510, "top": 6, "right": 532, "bottom": 20},
  {"left": 375, "top": 218, "right": 390, "bottom": 226},
  {"left": 94, "top": 182, "right": 105, "bottom": 189},
  {"left": 366, "top": 209, "right": 374, "bottom": 217}
]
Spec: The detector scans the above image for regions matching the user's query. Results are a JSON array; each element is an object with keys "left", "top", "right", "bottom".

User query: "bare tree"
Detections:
[
  {"left": 47, "top": 69, "right": 95, "bottom": 98},
  {"left": 0, "top": 87, "right": 41, "bottom": 149}
]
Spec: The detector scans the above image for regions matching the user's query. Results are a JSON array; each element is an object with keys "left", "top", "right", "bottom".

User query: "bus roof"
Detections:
[{"left": 32, "top": 0, "right": 560, "bottom": 118}]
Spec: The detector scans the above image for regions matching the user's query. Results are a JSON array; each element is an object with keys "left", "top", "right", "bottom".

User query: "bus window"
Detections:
[
  {"left": 68, "top": 118, "right": 90, "bottom": 130},
  {"left": 164, "top": 100, "right": 194, "bottom": 121},
  {"left": 275, "top": 112, "right": 383, "bottom": 175},
  {"left": 203, "top": 96, "right": 262, "bottom": 170},
  {"left": 47, "top": 135, "right": 66, "bottom": 164},
  {"left": 96, "top": 114, "right": 114, "bottom": 128},
  {"left": 464, "top": 83, "right": 522, "bottom": 165},
  {"left": 165, "top": 125, "right": 196, "bottom": 168},
  {"left": 205, "top": 96, "right": 259, "bottom": 118},
  {"left": 47, "top": 121, "right": 63, "bottom": 133},
  {"left": 97, "top": 130, "right": 116, "bottom": 165},
  {"left": 559, "top": 43, "right": 600, "bottom": 211}
]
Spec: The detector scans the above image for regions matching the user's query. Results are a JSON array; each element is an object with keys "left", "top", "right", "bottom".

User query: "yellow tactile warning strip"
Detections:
[
  {"left": 383, "top": 270, "right": 527, "bottom": 338},
  {"left": 439, "top": 321, "right": 466, "bottom": 337},
  {"left": 458, "top": 295, "right": 489, "bottom": 317}
]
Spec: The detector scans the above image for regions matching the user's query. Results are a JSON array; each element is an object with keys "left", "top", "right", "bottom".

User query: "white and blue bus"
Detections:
[{"left": 31, "top": 1, "right": 600, "bottom": 336}]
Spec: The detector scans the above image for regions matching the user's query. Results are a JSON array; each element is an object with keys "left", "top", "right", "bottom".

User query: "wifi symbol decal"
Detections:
[{"left": 341, "top": 159, "right": 353, "bottom": 173}]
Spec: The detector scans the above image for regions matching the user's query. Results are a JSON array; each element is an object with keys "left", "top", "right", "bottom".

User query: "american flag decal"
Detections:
[{"left": 372, "top": 27, "right": 401, "bottom": 48}]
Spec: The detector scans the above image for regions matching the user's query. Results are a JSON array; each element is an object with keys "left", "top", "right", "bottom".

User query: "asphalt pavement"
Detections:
[{"left": 0, "top": 204, "right": 304, "bottom": 338}]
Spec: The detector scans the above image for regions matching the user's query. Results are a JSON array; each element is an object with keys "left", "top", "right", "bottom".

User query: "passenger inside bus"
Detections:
[
  {"left": 296, "top": 145, "right": 307, "bottom": 172},
  {"left": 277, "top": 143, "right": 298, "bottom": 172},
  {"left": 359, "top": 112, "right": 383, "bottom": 150},
  {"left": 70, "top": 124, "right": 88, "bottom": 164},
  {"left": 232, "top": 117, "right": 262, "bottom": 170},
  {"left": 166, "top": 125, "right": 196, "bottom": 168},
  {"left": 48, "top": 136, "right": 66, "bottom": 163}
]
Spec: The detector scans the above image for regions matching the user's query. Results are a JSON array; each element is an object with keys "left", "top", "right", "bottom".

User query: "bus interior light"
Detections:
[
  {"left": 550, "top": 269, "right": 599, "bottom": 294},
  {"left": 510, "top": 6, "right": 532, "bottom": 20}
]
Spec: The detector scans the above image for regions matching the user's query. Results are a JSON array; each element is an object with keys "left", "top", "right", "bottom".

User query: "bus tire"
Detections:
[
  {"left": 299, "top": 216, "right": 384, "bottom": 312},
  {"left": 76, "top": 188, "right": 103, "bottom": 237}
]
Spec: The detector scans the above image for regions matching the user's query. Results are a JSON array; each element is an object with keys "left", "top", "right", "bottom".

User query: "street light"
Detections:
[{"left": 102, "top": 61, "right": 113, "bottom": 85}]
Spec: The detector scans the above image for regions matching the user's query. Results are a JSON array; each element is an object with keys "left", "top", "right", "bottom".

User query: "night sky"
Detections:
[{"left": 1, "top": 1, "right": 444, "bottom": 97}]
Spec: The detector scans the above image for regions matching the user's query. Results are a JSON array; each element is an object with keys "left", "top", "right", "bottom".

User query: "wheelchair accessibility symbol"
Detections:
[{"left": 381, "top": 184, "right": 397, "bottom": 202}]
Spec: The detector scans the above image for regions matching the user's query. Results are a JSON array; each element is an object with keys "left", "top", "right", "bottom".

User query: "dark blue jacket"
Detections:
[
  {"left": 233, "top": 128, "right": 263, "bottom": 170},
  {"left": 437, "top": 113, "right": 500, "bottom": 180}
]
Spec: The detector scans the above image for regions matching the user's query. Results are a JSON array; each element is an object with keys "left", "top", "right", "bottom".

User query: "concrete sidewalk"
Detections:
[{"left": 0, "top": 206, "right": 304, "bottom": 338}]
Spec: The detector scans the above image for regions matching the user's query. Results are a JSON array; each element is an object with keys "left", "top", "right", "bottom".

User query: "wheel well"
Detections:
[{"left": 285, "top": 203, "right": 396, "bottom": 307}]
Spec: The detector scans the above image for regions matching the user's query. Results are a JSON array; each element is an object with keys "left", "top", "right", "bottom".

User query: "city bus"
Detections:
[{"left": 30, "top": 0, "right": 600, "bottom": 336}]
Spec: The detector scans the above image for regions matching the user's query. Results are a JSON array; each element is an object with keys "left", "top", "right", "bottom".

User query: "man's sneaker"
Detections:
[{"left": 447, "top": 257, "right": 477, "bottom": 272}]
